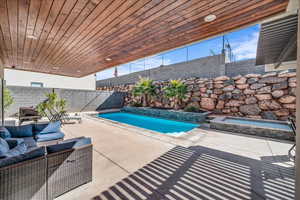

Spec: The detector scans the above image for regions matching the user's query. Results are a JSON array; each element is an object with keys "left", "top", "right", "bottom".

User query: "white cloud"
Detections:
[{"left": 231, "top": 31, "right": 259, "bottom": 61}]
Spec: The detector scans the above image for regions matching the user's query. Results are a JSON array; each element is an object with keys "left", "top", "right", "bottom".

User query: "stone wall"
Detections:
[
  {"left": 97, "top": 71, "right": 296, "bottom": 121},
  {"left": 6, "top": 86, "right": 125, "bottom": 116}
]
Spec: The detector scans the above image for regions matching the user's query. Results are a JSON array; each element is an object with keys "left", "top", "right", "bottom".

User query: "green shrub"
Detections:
[
  {"left": 163, "top": 80, "right": 188, "bottom": 110},
  {"left": 4, "top": 88, "right": 14, "bottom": 111},
  {"left": 132, "top": 77, "right": 157, "bottom": 107},
  {"left": 184, "top": 106, "right": 199, "bottom": 113}
]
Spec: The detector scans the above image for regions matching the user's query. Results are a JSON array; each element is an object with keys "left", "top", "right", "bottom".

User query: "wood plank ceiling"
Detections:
[{"left": 0, "top": 0, "right": 289, "bottom": 77}]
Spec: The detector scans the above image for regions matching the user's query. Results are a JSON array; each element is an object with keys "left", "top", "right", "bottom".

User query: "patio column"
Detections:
[
  {"left": 0, "top": 62, "right": 3, "bottom": 126},
  {"left": 296, "top": 10, "right": 300, "bottom": 200}
]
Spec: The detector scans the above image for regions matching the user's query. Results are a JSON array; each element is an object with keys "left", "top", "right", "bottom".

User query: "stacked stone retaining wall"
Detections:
[{"left": 97, "top": 71, "right": 296, "bottom": 121}]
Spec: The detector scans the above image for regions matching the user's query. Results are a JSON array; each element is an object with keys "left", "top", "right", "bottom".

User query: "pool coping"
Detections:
[{"left": 210, "top": 116, "right": 294, "bottom": 141}]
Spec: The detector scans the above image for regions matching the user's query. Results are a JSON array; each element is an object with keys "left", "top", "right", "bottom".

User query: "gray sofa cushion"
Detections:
[
  {"left": 33, "top": 123, "right": 49, "bottom": 135},
  {"left": 0, "top": 138, "right": 9, "bottom": 158},
  {"left": 35, "top": 132, "right": 64, "bottom": 142},
  {"left": 4, "top": 143, "right": 27, "bottom": 157},
  {"left": 0, "top": 146, "right": 45, "bottom": 168},
  {"left": 61, "top": 137, "right": 92, "bottom": 148},
  {"left": 5, "top": 124, "right": 33, "bottom": 138},
  {"left": 46, "top": 141, "right": 76, "bottom": 154},
  {"left": 5, "top": 138, "right": 24, "bottom": 149},
  {"left": 22, "top": 137, "right": 37, "bottom": 148},
  {"left": 0, "top": 127, "right": 11, "bottom": 139},
  {"left": 47, "top": 137, "right": 91, "bottom": 154}
]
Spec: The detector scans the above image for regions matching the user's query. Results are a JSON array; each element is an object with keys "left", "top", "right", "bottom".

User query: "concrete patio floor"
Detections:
[{"left": 56, "top": 116, "right": 295, "bottom": 200}]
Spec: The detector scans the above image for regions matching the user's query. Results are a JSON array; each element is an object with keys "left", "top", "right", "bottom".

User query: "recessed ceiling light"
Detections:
[
  {"left": 204, "top": 14, "right": 216, "bottom": 22},
  {"left": 52, "top": 67, "right": 59, "bottom": 70},
  {"left": 77, "top": 70, "right": 81, "bottom": 73},
  {"left": 105, "top": 58, "right": 112, "bottom": 61},
  {"left": 27, "top": 35, "right": 38, "bottom": 39}
]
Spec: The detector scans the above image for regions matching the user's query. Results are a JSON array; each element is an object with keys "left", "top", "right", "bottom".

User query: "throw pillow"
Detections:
[
  {"left": 0, "top": 138, "right": 10, "bottom": 158},
  {"left": 40, "top": 121, "right": 61, "bottom": 134},
  {"left": 6, "top": 124, "right": 33, "bottom": 138},
  {"left": 0, "top": 127, "right": 11, "bottom": 139}
]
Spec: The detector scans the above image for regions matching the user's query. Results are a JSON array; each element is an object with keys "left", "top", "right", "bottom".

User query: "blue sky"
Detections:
[{"left": 97, "top": 24, "right": 260, "bottom": 80}]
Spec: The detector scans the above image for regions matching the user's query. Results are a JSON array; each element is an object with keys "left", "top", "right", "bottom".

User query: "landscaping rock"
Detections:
[
  {"left": 250, "top": 83, "right": 265, "bottom": 90},
  {"left": 225, "top": 100, "right": 244, "bottom": 107},
  {"left": 247, "top": 77, "right": 259, "bottom": 84},
  {"left": 278, "top": 72, "right": 296, "bottom": 78},
  {"left": 216, "top": 100, "right": 225, "bottom": 109},
  {"left": 219, "top": 92, "right": 232, "bottom": 100},
  {"left": 259, "top": 77, "right": 287, "bottom": 84},
  {"left": 257, "top": 86, "right": 271, "bottom": 94},
  {"left": 223, "top": 85, "right": 235, "bottom": 92},
  {"left": 283, "top": 104, "right": 296, "bottom": 110},
  {"left": 245, "top": 74, "right": 261, "bottom": 78},
  {"left": 288, "top": 77, "right": 296, "bottom": 82},
  {"left": 272, "top": 81, "right": 288, "bottom": 90},
  {"left": 200, "top": 87, "right": 207, "bottom": 93},
  {"left": 186, "top": 102, "right": 200, "bottom": 109},
  {"left": 245, "top": 97, "right": 257, "bottom": 105},
  {"left": 274, "top": 109, "right": 289, "bottom": 117},
  {"left": 214, "top": 84, "right": 224, "bottom": 89},
  {"left": 214, "top": 76, "right": 230, "bottom": 81},
  {"left": 192, "top": 91, "right": 201, "bottom": 97},
  {"left": 213, "top": 89, "right": 223, "bottom": 95},
  {"left": 210, "top": 94, "right": 218, "bottom": 99},
  {"left": 262, "top": 72, "right": 277, "bottom": 78},
  {"left": 191, "top": 97, "right": 201, "bottom": 102},
  {"left": 255, "top": 94, "right": 272, "bottom": 101},
  {"left": 261, "top": 111, "right": 277, "bottom": 120},
  {"left": 200, "top": 98, "right": 215, "bottom": 110},
  {"left": 232, "top": 75, "right": 242, "bottom": 80},
  {"left": 236, "top": 84, "right": 249, "bottom": 90},
  {"left": 240, "top": 104, "right": 261, "bottom": 115},
  {"left": 278, "top": 95, "right": 296, "bottom": 104},
  {"left": 289, "top": 88, "right": 296, "bottom": 96},
  {"left": 235, "top": 77, "right": 247, "bottom": 84},
  {"left": 289, "top": 82, "right": 297, "bottom": 88},
  {"left": 271, "top": 90, "right": 284, "bottom": 98},
  {"left": 231, "top": 107, "right": 239, "bottom": 113},
  {"left": 244, "top": 89, "right": 255, "bottom": 95}
]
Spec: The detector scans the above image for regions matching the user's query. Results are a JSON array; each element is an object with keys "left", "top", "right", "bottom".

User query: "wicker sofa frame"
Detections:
[
  {"left": 0, "top": 156, "right": 47, "bottom": 200},
  {"left": 0, "top": 144, "right": 93, "bottom": 200},
  {"left": 47, "top": 144, "right": 93, "bottom": 199}
]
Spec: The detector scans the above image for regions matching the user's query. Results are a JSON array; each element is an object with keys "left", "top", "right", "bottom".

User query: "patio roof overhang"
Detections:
[
  {"left": 256, "top": 13, "right": 298, "bottom": 66},
  {"left": 0, "top": 0, "right": 289, "bottom": 77}
]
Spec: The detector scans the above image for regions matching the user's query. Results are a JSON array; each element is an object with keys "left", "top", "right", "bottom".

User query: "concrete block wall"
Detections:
[
  {"left": 225, "top": 59, "right": 265, "bottom": 77},
  {"left": 97, "top": 55, "right": 265, "bottom": 88},
  {"left": 97, "top": 55, "right": 226, "bottom": 87},
  {"left": 6, "top": 86, "right": 125, "bottom": 116}
]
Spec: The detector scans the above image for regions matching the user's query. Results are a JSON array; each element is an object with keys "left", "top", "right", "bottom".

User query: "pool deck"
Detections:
[{"left": 56, "top": 116, "right": 295, "bottom": 200}]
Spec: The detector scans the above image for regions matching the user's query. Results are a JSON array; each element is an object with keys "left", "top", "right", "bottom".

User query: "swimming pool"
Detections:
[{"left": 98, "top": 112, "right": 199, "bottom": 134}]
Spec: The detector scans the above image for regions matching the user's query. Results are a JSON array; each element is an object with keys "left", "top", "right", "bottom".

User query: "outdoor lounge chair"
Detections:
[
  {"left": 18, "top": 107, "right": 42, "bottom": 125},
  {"left": 288, "top": 117, "right": 296, "bottom": 161}
]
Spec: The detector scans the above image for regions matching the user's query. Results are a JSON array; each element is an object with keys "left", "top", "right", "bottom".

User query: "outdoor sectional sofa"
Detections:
[{"left": 0, "top": 122, "right": 93, "bottom": 200}]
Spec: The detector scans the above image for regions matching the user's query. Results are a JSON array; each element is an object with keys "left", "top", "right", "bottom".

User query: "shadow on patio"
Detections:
[{"left": 93, "top": 146, "right": 295, "bottom": 200}]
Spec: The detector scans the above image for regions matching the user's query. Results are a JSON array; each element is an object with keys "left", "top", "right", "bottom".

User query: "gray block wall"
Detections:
[
  {"left": 6, "top": 86, "right": 125, "bottom": 116},
  {"left": 97, "top": 55, "right": 226, "bottom": 87},
  {"left": 97, "top": 55, "right": 265, "bottom": 87},
  {"left": 225, "top": 59, "right": 265, "bottom": 77}
]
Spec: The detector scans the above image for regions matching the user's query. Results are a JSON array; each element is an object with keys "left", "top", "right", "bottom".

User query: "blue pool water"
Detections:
[
  {"left": 224, "top": 118, "right": 292, "bottom": 131},
  {"left": 98, "top": 112, "right": 199, "bottom": 134}
]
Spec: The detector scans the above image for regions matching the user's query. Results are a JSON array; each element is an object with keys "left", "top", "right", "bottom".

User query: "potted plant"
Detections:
[
  {"left": 164, "top": 80, "right": 188, "bottom": 110},
  {"left": 132, "top": 77, "right": 157, "bottom": 107}
]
